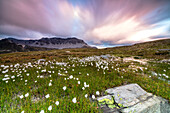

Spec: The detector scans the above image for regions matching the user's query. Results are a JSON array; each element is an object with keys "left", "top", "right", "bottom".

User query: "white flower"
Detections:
[
  {"left": 69, "top": 75, "right": 73, "bottom": 79},
  {"left": 78, "top": 81, "right": 80, "bottom": 84},
  {"left": 21, "top": 110, "right": 24, "bottom": 113},
  {"left": 55, "top": 101, "right": 59, "bottom": 105},
  {"left": 25, "top": 93, "right": 29, "bottom": 97},
  {"left": 85, "top": 84, "right": 89, "bottom": 87},
  {"left": 87, "top": 73, "right": 89, "bottom": 76},
  {"left": 25, "top": 80, "right": 27, "bottom": 82},
  {"left": 2, "top": 77, "right": 10, "bottom": 81},
  {"left": 92, "top": 95, "right": 95, "bottom": 99},
  {"left": 72, "top": 97, "right": 76, "bottom": 103},
  {"left": 85, "top": 94, "right": 88, "bottom": 98},
  {"left": 84, "top": 82, "right": 86, "bottom": 85},
  {"left": 63, "top": 86, "right": 66, "bottom": 91},
  {"left": 64, "top": 78, "right": 66, "bottom": 80},
  {"left": 96, "top": 91, "right": 100, "bottom": 95},
  {"left": 40, "top": 110, "right": 44, "bottom": 113},
  {"left": 49, "top": 82, "right": 52, "bottom": 86},
  {"left": 50, "top": 80, "right": 52, "bottom": 82},
  {"left": 35, "top": 80, "right": 37, "bottom": 83},
  {"left": 48, "top": 105, "right": 52, "bottom": 111},
  {"left": 45, "top": 94, "right": 50, "bottom": 98},
  {"left": 82, "top": 87, "right": 85, "bottom": 90},
  {"left": 26, "top": 73, "right": 29, "bottom": 76},
  {"left": 76, "top": 78, "right": 79, "bottom": 80},
  {"left": 20, "top": 95, "right": 24, "bottom": 99}
]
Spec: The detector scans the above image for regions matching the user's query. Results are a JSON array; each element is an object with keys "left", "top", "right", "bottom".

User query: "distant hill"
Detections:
[
  {"left": 0, "top": 37, "right": 92, "bottom": 54},
  {"left": 105, "top": 38, "right": 170, "bottom": 59}
]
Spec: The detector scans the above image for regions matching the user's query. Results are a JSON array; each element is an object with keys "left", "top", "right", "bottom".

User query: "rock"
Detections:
[{"left": 97, "top": 84, "right": 170, "bottom": 113}]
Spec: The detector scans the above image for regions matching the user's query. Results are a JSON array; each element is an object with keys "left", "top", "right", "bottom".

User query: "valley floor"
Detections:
[{"left": 0, "top": 48, "right": 169, "bottom": 112}]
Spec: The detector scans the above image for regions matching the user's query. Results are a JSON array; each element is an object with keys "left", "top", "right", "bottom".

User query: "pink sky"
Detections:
[{"left": 0, "top": 0, "right": 170, "bottom": 46}]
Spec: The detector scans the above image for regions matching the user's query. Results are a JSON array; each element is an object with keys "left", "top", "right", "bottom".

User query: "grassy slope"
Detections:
[{"left": 105, "top": 39, "right": 170, "bottom": 59}]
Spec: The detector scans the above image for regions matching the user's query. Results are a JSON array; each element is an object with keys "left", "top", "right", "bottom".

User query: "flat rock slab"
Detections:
[{"left": 97, "top": 84, "right": 170, "bottom": 113}]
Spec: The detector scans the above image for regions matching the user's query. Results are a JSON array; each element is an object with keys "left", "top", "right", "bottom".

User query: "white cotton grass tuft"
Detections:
[
  {"left": 48, "top": 105, "right": 52, "bottom": 111},
  {"left": 69, "top": 75, "right": 73, "bottom": 79},
  {"left": 72, "top": 97, "right": 77, "bottom": 103},
  {"left": 20, "top": 95, "right": 24, "bottom": 99},
  {"left": 40, "top": 110, "right": 44, "bottom": 113},
  {"left": 85, "top": 94, "right": 88, "bottom": 98},
  {"left": 45, "top": 94, "right": 50, "bottom": 98},
  {"left": 92, "top": 95, "right": 95, "bottom": 99},
  {"left": 25, "top": 93, "right": 29, "bottom": 97},
  {"left": 96, "top": 91, "right": 100, "bottom": 95},
  {"left": 49, "top": 82, "right": 52, "bottom": 86},
  {"left": 55, "top": 101, "right": 59, "bottom": 105},
  {"left": 63, "top": 86, "right": 66, "bottom": 90}
]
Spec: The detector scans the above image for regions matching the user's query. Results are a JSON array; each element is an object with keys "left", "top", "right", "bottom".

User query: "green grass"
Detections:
[{"left": 0, "top": 48, "right": 170, "bottom": 113}]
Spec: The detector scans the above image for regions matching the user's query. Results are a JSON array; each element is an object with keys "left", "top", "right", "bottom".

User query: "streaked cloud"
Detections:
[{"left": 0, "top": 0, "right": 170, "bottom": 46}]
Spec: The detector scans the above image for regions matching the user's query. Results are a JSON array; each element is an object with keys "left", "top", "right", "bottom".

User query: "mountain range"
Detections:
[{"left": 0, "top": 37, "right": 92, "bottom": 53}]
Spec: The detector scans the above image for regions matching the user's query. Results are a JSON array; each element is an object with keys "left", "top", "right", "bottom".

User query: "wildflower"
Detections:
[
  {"left": 35, "top": 80, "right": 37, "bottom": 83},
  {"left": 96, "top": 91, "right": 100, "bottom": 95},
  {"left": 69, "top": 75, "right": 73, "bottom": 79},
  {"left": 76, "top": 78, "right": 79, "bottom": 80},
  {"left": 25, "top": 80, "right": 27, "bottom": 82},
  {"left": 72, "top": 97, "right": 77, "bottom": 103},
  {"left": 20, "top": 95, "right": 24, "bottom": 99},
  {"left": 48, "top": 105, "right": 52, "bottom": 111},
  {"left": 84, "top": 82, "right": 86, "bottom": 85},
  {"left": 25, "top": 93, "right": 29, "bottom": 97},
  {"left": 85, "top": 84, "right": 89, "bottom": 87},
  {"left": 26, "top": 73, "right": 29, "bottom": 76},
  {"left": 63, "top": 86, "right": 66, "bottom": 91},
  {"left": 92, "top": 95, "right": 95, "bottom": 99},
  {"left": 78, "top": 81, "right": 80, "bottom": 84},
  {"left": 85, "top": 94, "right": 88, "bottom": 98},
  {"left": 55, "top": 101, "right": 59, "bottom": 105},
  {"left": 82, "top": 87, "right": 85, "bottom": 90},
  {"left": 2, "top": 77, "right": 10, "bottom": 81},
  {"left": 50, "top": 80, "right": 52, "bottom": 82},
  {"left": 40, "top": 110, "right": 44, "bottom": 113},
  {"left": 45, "top": 94, "right": 50, "bottom": 98},
  {"left": 21, "top": 110, "right": 24, "bottom": 113},
  {"left": 64, "top": 78, "right": 66, "bottom": 80},
  {"left": 49, "top": 82, "right": 52, "bottom": 86}
]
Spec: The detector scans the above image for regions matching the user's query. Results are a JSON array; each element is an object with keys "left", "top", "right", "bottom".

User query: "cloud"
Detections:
[{"left": 0, "top": 0, "right": 170, "bottom": 45}]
